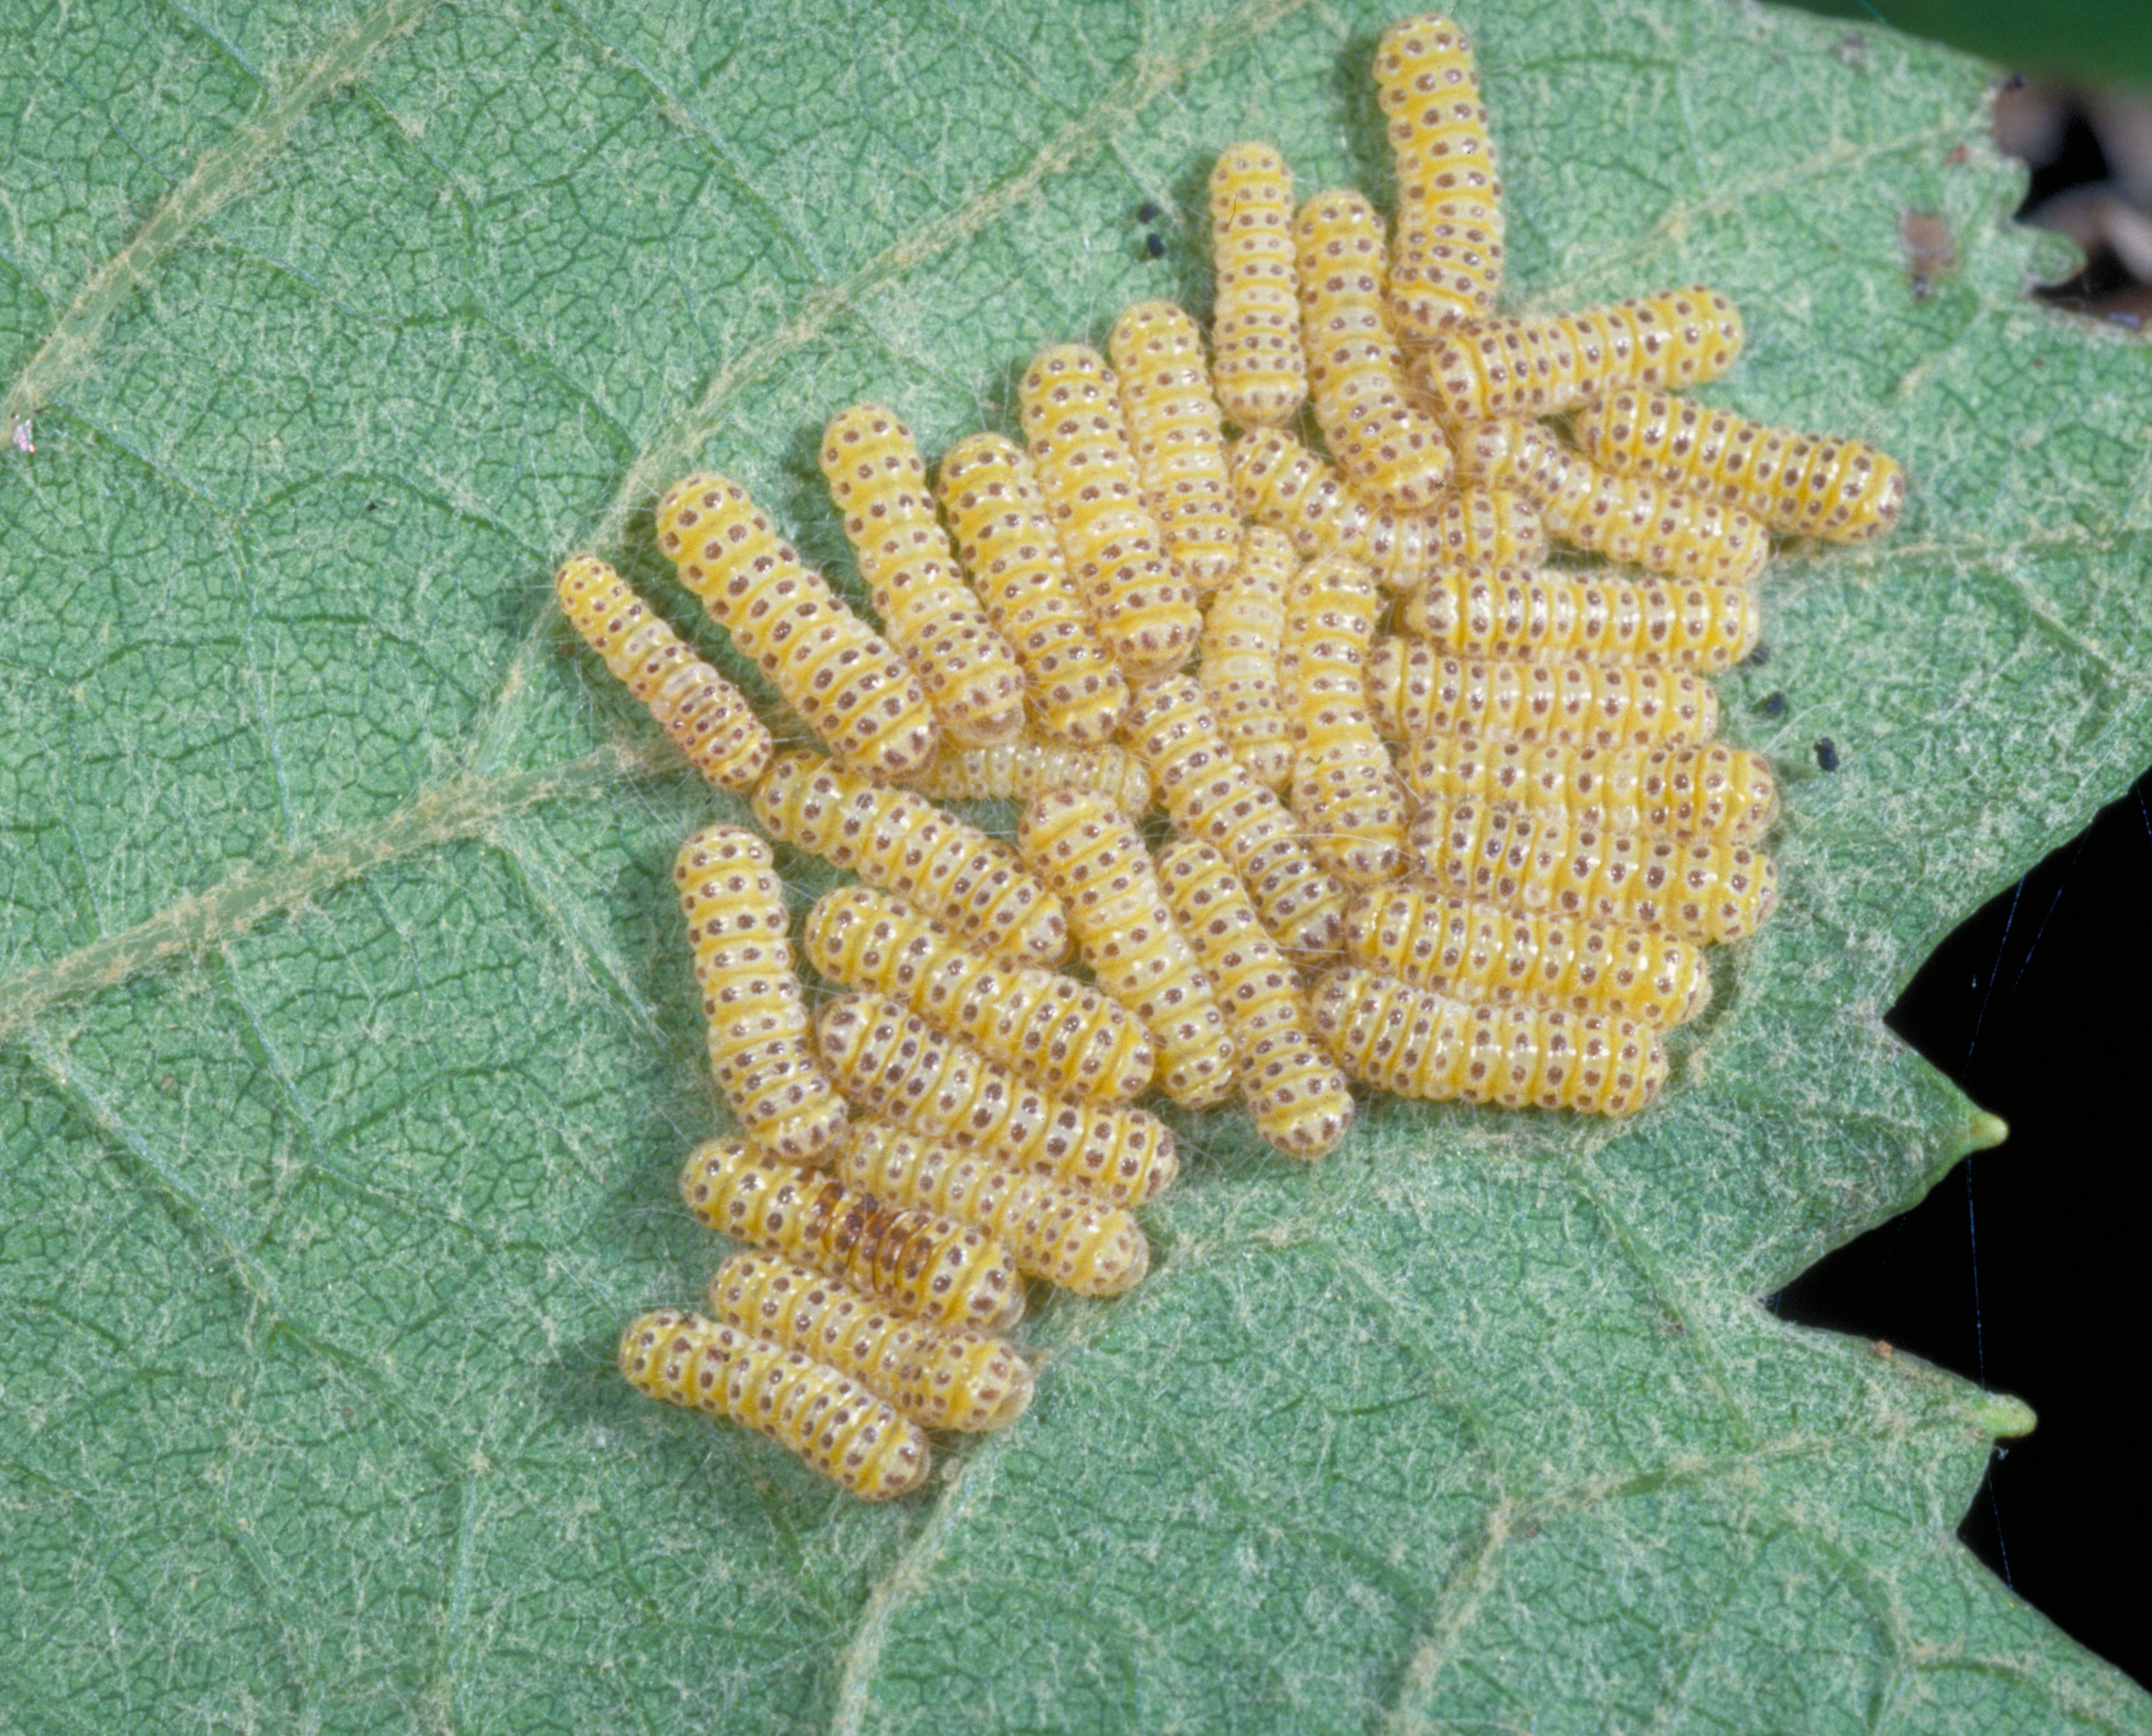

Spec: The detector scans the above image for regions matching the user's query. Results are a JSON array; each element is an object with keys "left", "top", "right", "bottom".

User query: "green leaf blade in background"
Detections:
[{"left": 2, "top": 1, "right": 2148, "bottom": 1731}]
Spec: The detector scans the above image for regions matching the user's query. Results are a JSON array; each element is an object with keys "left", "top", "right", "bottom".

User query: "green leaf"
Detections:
[{"left": 2, "top": 1, "right": 2145, "bottom": 1730}]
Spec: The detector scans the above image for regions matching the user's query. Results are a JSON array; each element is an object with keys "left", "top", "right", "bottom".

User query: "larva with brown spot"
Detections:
[
  {"left": 1293, "top": 190, "right": 1453, "bottom": 509},
  {"left": 904, "top": 739, "right": 1153, "bottom": 820},
  {"left": 834, "top": 1124, "right": 1149, "bottom": 1297},
  {"left": 1018, "top": 343, "right": 1201, "bottom": 679},
  {"left": 1311, "top": 964, "right": 1667, "bottom": 1117},
  {"left": 1408, "top": 287, "right": 1743, "bottom": 423},
  {"left": 1374, "top": 12, "right": 1504, "bottom": 336},
  {"left": 1400, "top": 737, "right": 1779, "bottom": 846},
  {"left": 1016, "top": 789, "right": 1239, "bottom": 1109},
  {"left": 814, "top": 994, "right": 1180, "bottom": 1206},
  {"left": 1197, "top": 530, "right": 1296, "bottom": 790},
  {"left": 1155, "top": 841, "right": 1355, "bottom": 1161},
  {"left": 1344, "top": 886, "right": 1710, "bottom": 1029},
  {"left": 1451, "top": 419, "right": 1770, "bottom": 587},
  {"left": 1279, "top": 555, "right": 1411, "bottom": 887},
  {"left": 618, "top": 1309, "right": 928, "bottom": 1502},
  {"left": 1406, "top": 797, "right": 1778, "bottom": 945},
  {"left": 1570, "top": 389, "right": 1907, "bottom": 543},
  {"left": 750, "top": 751, "right": 1069, "bottom": 967},
  {"left": 1366, "top": 640, "right": 1720, "bottom": 750},
  {"left": 708, "top": 1250, "right": 1032, "bottom": 1434},
  {"left": 1207, "top": 142, "right": 1308, "bottom": 427},
  {"left": 679, "top": 1138, "right": 1024, "bottom": 1333},
  {"left": 554, "top": 557, "right": 772, "bottom": 791},
  {"left": 1119, "top": 675, "right": 1347, "bottom": 955},
  {"left": 936, "top": 433, "right": 1130, "bottom": 745},
  {"left": 654, "top": 473, "right": 938, "bottom": 780},
  {"left": 675, "top": 824, "right": 848, "bottom": 1164},
  {"left": 820, "top": 405, "right": 1026, "bottom": 745},
  {"left": 1109, "top": 301, "right": 1240, "bottom": 590},
  {"left": 1228, "top": 427, "right": 1545, "bottom": 591},
  {"left": 804, "top": 886, "right": 1155, "bottom": 1105},
  {"left": 1391, "top": 562, "right": 1761, "bottom": 671}
]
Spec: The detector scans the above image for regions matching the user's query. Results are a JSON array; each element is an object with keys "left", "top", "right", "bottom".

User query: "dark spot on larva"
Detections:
[
  {"left": 1136, "top": 201, "right": 1162, "bottom": 223},
  {"left": 1144, "top": 233, "right": 1166, "bottom": 260},
  {"left": 1755, "top": 690, "right": 1786, "bottom": 718},
  {"left": 1813, "top": 737, "right": 1839, "bottom": 772}
]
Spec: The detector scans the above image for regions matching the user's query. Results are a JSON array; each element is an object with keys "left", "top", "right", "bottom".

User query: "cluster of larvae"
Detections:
[{"left": 583, "top": 10, "right": 1905, "bottom": 1499}]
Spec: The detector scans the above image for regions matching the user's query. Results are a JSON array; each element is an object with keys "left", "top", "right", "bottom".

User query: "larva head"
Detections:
[
  {"left": 677, "top": 1136, "right": 768, "bottom": 1227},
  {"left": 1018, "top": 343, "right": 1119, "bottom": 440},
  {"left": 553, "top": 554, "right": 617, "bottom": 618},
  {"left": 1015, "top": 788, "right": 1136, "bottom": 913},
  {"left": 803, "top": 885, "right": 940, "bottom": 991},
  {"left": 820, "top": 403, "right": 926, "bottom": 506},
  {"left": 654, "top": 472, "right": 765, "bottom": 580},
  {"left": 673, "top": 822, "right": 777, "bottom": 897},
  {"left": 618, "top": 1309, "right": 710, "bottom": 1403},
  {"left": 1109, "top": 299, "right": 1204, "bottom": 369},
  {"left": 1373, "top": 13, "right": 1479, "bottom": 111},
  {"left": 747, "top": 750, "right": 845, "bottom": 855},
  {"left": 1208, "top": 141, "right": 1295, "bottom": 229}
]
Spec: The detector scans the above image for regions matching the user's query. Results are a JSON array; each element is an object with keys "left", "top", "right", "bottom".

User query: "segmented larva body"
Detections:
[
  {"left": 1367, "top": 640, "right": 1720, "bottom": 750},
  {"left": 1570, "top": 390, "right": 1907, "bottom": 543},
  {"left": 1199, "top": 529, "right": 1295, "bottom": 790},
  {"left": 1016, "top": 789, "right": 1238, "bottom": 1109},
  {"left": 815, "top": 994, "right": 1179, "bottom": 1206},
  {"left": 654, "top": 473, "right": 938, "bottom": 781},
  {"left": 675, "top": 825, "right": 848, "bottom": 1163},
  {"left": 619, "top": 1310, "right": 929, "bottom": 1501},
  {"left": 1109, "top": 301, "right": 1239, "bottom": 590},
  {"left": 1154, "top": 841, "right": 1355, "bottom": 1161},
  {"left": 1452, "top": 419, "right": 1770, "bottom": 587},
  {"left": 804, "top": 886, "right": 1155, "bottom": 1105},
  {"left": 1409, "top": 287, "right": 1744, "bottom": 423},
  {"left": 1344, "top": 887, "right": 1710, "bottom": 1029},
  {"left": 708, "top": 1251, "right": 1032, "bottom": 1434},
  {"left": 1311, "top": 965, "right": 1666, "bottom": 1117},
  {"left": 1407, "top": 798, "right": 1778, "bottom": 944},
  {"left": 554, "top": 557, "right": 772, "bottom": 791},
  {"left": 750, "top": 751, "right": 1069, "bottom": 967},
  {"left": 1392, "top": 563, "right": 1761, "bottom": 671},
  {"left": 1279, "top": 556, "right": 1411, "bottom": 887},
  {"left": 820, "top": 406, "right": 1026, "bottom": 746},
  {"left": 1229, "top": 427, "right": 1545, "bottom": 591},
  {"left": 1293, "top": 191, "right": 1452, "bottom": 510},
  {"left": 835, "top": 1124, "right": 1149, "bottom": 1297},
  {"left": 1018, "top": 344, "right": 1201, "bottom": 679},
  {"left": 679, "top": 1138, "right": 1023, "bottom": 1333},
  {"left": 905, "top": 740, "right": 1152, "bottom": 819},
  {"left": 1400, "top": 737, "right": 1779, "bottom": 846},
  {"left": 1374, "top": 13, "right": 1503, "bottom": 336},
  {"left": 935, "top": 434, "right": 1129, "bottom": 745},
  {"left": 1207, "top": 143, "right": 1308, "bottom": 427}
]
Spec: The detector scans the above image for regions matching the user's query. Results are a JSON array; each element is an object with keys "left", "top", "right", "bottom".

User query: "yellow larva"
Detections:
[
  {"left": 749, "top": 751, "right": 1069, "bottom": 967},
  {"left": 1293, "top": 190, "right": 1452, "bottom": 510},
  {"left": 1343, "top": 886, "right": 1710, "bottom": 1029},
  {"left": 619, "top": 1309, "right": 929, "bottom": 1502},
  {"left": 1108, "top": 301, "right": 1240, "bottom": 590},
  {"left": 1366, "top": 640, "right": 1720, "bottom": 750},
  {"left": 1120, "top": 675, "right": 1347, "bottom": 955},
  {"left": 1374, "top": 13, "right": 1503, "bottom": 336},
  {"left": 834, "top": 1124, "right": 1149, "bottom": 1297},
  {"left": 1228, "top": 427, "right": 1545, "bottom": 591},
  {"left": 1391, "top": 562, "right": 1761, "bottom": 671},
  {"left": 1451, "top": 419, "right": 1770, "bottom": 587},
  {"left": 654, "top": 473, "right": 938, "bottom": 781},
  {"left": 820, "top": 405, "right": 1026, "bottom": 745},
  {"left": 1207, "top": 142, "right": 1308, "bottom": 427},
  {"left": 904, "top": 739, "right": 1153, "bottom": 820},
  {"left": 803, "top": 885, "right": 1155, "bottom": 1105},
  {"left": 1017, "top": 343, "right": 1201, "bottom": 679},
  {"left": 675, "top": 824, "right": 848, "bottom": 1164},
  {"left": 1570, "top": 389, "right": 1907, "bottom": 543},
  {"left": 1400, "top": 737, "right": 1779, "bottom": 846},
  {"left": 1279, "top": 555, "right": 1411, "bottom": 887},
  {"left": 1198, "top": 529, "right": 1295, "bottom": 791},
  {"left": 1407, "top": 797, "right": 1778, "bottom": 945},
  {"left": 1154, "top": 841, "right": 1355, "bottom": 1161},
  {"left": 1016, "top": 790, "right": 1239, "bottom": 1109},
  {"left": 708, "top": 1250, "right": 1032, "bottom": 1434},
  {"left": 679, "top": 1137, "right": 1024, "bottom": 1333},
  {"left": 935, "top": 432, "right": 1130, "bottom": 745},
  {"left": 1310, "top": 965, "right": 1667, "bottom": 1117},
  {"left": 814, "top": 993, "right": 1180, "bottom": 1206},
  {"left": 554, "top": 556, "right": 773, "bottom": 791},
  {"left": 1409, "top": 287, "right": 1744, "bottom": 423}
]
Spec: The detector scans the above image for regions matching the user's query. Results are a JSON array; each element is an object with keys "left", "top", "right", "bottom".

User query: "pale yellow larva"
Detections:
[
  {"left": 1374, "top": 13, "right": 1504, "bottom": 336},
  {"left": 1390, "top": 562, "right": 1761, "bottom": 671},
  {"left": 904, "top": 739, "right": 1153, "bottom": 819},
  {"left": 1197, "top": 529, "right": 1295, "bottom": 790},
  {"left": 1207, "top": 142, "right": 1308, "bottom": 427},
  {"left": 1366, "top": 639, "right": 1720, "bottom": 750},
  {"left": 1399, "top": 736, "right": 1779, "bottom": 846},
  {"left": 1109, "top": 300, "right": 1240, "bottom": 591}
]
